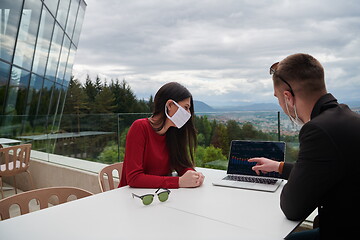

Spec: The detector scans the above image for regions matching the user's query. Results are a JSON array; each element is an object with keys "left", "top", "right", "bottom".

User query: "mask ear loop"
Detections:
[
  {"left": 285, "top": 98, "right": 304, "bottom": 126},
  {"left": 285, "top": 98, "right": 295, "bottom": 124},
  {"left": 165, "top": 101, "right": 182, "bottom": 118},
  {"left": 164, "top": 102, "right": 171, "bottom": 119},
  {"left": 293, "top": 103, "right": 299, "bottom": 120}
]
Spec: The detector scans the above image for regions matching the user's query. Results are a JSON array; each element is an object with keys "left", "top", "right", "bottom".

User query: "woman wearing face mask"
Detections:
[{"left": 119, "top": 82, "right": 205, "bottom": 188}]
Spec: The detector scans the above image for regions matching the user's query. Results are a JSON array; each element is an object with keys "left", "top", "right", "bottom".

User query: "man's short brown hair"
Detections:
[{"left": 273, "top": 53, "right": 326, "bottom": 96}]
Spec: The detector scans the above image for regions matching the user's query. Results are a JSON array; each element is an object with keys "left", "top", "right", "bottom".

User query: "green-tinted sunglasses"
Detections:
[{"left": 132, "top": 188, "right": 171, "bottom": 205}]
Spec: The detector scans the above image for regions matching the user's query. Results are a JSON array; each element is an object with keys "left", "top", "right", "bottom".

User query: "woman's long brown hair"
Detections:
[{"left": 151, "top": 82, "right": 197, "bottom": 172}]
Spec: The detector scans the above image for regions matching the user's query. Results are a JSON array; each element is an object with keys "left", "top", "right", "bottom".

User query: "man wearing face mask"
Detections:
[{"left": 248, "top": 53, "right": 360, "bottom": 240}]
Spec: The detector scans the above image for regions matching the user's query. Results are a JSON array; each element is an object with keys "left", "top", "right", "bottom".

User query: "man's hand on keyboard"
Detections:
[{"left": 248, "top": 157, "right": 280, "bottom": 175}]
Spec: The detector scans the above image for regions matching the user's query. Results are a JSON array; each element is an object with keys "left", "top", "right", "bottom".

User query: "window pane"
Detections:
[
  {"left": 63, "top": 43, "right": 76, "bottom": 85},
  {"left": 49, "top": 82, "right": 61, "bottom": 115},
  {"left": 24, "top": 73, "right": 43, "bottom": 133},
  {"left": 13, "top": 0, "right": 42, "bottom": 70},
  {"left": 44, "top": 0, "right": 59, "bottom": 17},
  {"left": 56, "top": 0, "right": 70, "bottom": 29},
  {"left": 58, "top": 85, "right": 67, "bottom": 115},
  {"left": 51, "top": 84, "right": 66, "bottom": 133},
  {"left": 0, "top": 0, "right": 23, "bottom": 62},
  {"left": 37, "top": 78, "right": 54, "bottom": 115},
  {"left": 25, "top": 73, "right": 43, "bottom": 116},
  {"left": 45, "top": 22, "right": 63, "bottom": 82},
  {"left": 32, "top": 7, "right": 54, "bottom": 76},
  {"left": 56, "top": 36, "right": 70, "bottom": 84},
  {"left": 0, "top": 60, "right": 11, "bottom": 114},
  {"left": 65, "top": 0, "right": 79, "bottom": 38},
  {"left": 72, "top": 0, "right": 85, "bottom": 46},
  {"left": 5, "top": 66, "right": 30, "bottom": 115}
]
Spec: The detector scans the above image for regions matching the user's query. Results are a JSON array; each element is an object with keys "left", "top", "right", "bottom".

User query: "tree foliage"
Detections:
[
  {"left": 195, "top": 116, "right": 299, "bottom": 165},
  {"left": 63, "top": 77, "right": 88, "bottom": 115},
  {"left": 63, "top": 76, "right": 299, "bottom": 166},
  {"left": 65, "top": 76, "right": 152, "bottom": 115}
]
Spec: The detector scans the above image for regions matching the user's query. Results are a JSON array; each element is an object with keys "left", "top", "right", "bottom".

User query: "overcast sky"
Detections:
[{"left": 73, "top": 0, "right": 360, "bottom": 107}]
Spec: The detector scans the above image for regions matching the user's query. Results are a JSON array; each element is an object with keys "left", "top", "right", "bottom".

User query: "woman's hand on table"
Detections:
[{"left": 179, "top": 170, "right": 205, "bottom": 188}]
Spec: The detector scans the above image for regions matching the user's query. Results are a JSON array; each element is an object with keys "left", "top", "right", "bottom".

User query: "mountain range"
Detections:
[
  {"left": 193, "top": 100, "right": 360, "bottom": 113},
  {"left": 193, "top": 100, "right": 280, "bottom": 112}
]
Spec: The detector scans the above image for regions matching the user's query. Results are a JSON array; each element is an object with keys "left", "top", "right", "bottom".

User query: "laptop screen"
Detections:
[{"left": 227, "top": 140, "right": 285, "bottom": 178}]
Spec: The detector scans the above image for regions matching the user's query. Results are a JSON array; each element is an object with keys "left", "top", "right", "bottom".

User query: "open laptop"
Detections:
[{"left": 212, "top": 140, "right": 285, "bottom": 192}]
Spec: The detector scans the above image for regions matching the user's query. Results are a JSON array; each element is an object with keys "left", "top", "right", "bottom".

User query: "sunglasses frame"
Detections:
[
  {"left": 132, "top": 188, "right": 171, "bottom": 205},
  {"left": 270, "top": 62, "right": 295, "bottom": 96}
]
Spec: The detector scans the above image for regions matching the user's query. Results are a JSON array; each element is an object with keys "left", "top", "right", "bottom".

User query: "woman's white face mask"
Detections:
[
  {"left": 285, "top": 98, "right": 304, "bottom": 127},
  {"left": 165, "top": 101, "right": 191, "bottom": 128}
]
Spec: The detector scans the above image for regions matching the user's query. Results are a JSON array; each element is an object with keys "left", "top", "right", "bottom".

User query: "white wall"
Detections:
[{"left": 3, "top": 152, "right": 120, "bottom": 194}]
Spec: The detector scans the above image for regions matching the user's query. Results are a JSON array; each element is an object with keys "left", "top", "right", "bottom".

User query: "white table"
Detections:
[
  {"left": 0, "top": 168, "right": 301, "bottom": 240},
  {"left": 0, "top": 138, "right": 21, "bottom": 146}
]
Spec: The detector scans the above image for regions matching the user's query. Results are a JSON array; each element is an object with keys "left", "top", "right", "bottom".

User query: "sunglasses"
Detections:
[
  {"left": 132, "top": 188, "right": 171, "bottom": 205},
  {"left": 270, "top": 62, "right": 295, "bottom": 96}
]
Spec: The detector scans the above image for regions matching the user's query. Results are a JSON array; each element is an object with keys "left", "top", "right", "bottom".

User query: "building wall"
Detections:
[{"left": 0, "top": 0, "right": 86, "bottom": 137}]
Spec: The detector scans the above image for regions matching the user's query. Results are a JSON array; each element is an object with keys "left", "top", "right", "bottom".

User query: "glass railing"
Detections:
[{"left": 0, "top": 111, "right": 300, "bottom": 171}]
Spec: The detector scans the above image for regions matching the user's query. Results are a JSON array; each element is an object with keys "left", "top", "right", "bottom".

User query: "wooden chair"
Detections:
[
  {"left": 0, "top": 186, "right": 93, "bottom": 220},
  {"left": 0, "top": 144, "right": 35, "bottom": 199},
  {"left": 98, "top": 162, "right": 123, "bottom": 192}
]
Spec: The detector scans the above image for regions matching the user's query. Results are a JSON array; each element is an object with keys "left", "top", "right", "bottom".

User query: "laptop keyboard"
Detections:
[{"left": 223, "top": 175, "right": 278, "bottom": 185}]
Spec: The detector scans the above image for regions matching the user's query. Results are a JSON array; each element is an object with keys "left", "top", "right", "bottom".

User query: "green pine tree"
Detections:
[
  {"left": 63, "top": 77, "right": 88, "bottom": 132},
  {"left": 211, "top": 124, "right": 229, "bottom": 155},
  {"left": 94, "top": 86, "right": 116, "bottom": 113}
]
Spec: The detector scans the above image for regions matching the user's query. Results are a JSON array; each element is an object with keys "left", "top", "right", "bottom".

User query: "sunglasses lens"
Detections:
[
  {"left": 158, "top": 192, "right": 169, "bottom": 202},
  {"left": 270, "top": 62, "right": 279, "bottom": 75},
  {"left": 142, "top": 195, "right": 153, "bottom": 205}
]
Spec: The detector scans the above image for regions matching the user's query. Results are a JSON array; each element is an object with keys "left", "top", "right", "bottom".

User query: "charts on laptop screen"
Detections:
[{"left": 227, "top": 141, "right": 285, "bottom": 178}]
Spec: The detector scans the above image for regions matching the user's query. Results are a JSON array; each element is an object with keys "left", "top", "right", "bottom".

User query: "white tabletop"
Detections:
[
  {"left": 0, "top": 138, "right": 21, "bottom": 145},
  {"left": 0, "top": 168, "right": 300, "bottom": 240}
]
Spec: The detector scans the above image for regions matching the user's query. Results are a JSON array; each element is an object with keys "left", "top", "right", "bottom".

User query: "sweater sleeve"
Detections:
[
  {"left": 124, "top": 121, "right": 180, "bottom": 189},
  {"left": 281, "top": 162, "right": 294, "bottom": 180},
  {"left": 177, "top": 167, "right": 194, "bottom": 176}
]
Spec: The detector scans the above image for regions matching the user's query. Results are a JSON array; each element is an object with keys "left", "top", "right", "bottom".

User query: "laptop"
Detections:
[{"left": 212, "top": 140, "right": 285, "bottom": 192}]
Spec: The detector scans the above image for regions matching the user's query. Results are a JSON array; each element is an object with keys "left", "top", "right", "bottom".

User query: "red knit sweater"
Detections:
[{"left": 119, "top": 118, "right": 192, "bottom": 188}]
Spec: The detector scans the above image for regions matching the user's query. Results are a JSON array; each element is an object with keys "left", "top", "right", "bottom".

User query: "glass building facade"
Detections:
[{"left": 0, "top": 0, "right": 86, "bottom": 137}]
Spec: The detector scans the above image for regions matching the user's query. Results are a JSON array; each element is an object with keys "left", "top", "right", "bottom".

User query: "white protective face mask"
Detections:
[
  {"left": 285, "top": 98, "right": 304, "bottom": 127},
  {"left": 165, "top": 101, "right": 191, "bottom": 129}
]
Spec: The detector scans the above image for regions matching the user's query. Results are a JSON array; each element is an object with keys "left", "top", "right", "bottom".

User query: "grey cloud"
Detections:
[{"left": 74, "top": 0, "right": 360, "bottom": 106}]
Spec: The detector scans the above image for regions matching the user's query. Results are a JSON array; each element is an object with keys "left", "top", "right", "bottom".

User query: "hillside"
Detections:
[
  {"left": 191, "top": 99, "right": 360, "bottom": 113},
  {"left": 193, "top": 100, "right": 216, "bottom": 112}
]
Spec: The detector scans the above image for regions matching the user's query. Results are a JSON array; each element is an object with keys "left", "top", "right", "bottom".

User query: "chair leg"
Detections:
[
  {"left": 26, "top": 170, "right": 35, "bottom": 191},
  {"left": 13, "top": 175, "right": 17, "bottom": 194},
  {"left": 0, "top": 177, "right": 4, "bottom": 199},
  {"left": 26, "top": 170, "right": 39, "bottom": 205}
]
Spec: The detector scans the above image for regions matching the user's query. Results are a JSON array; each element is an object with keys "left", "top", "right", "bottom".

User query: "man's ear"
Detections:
[{"left": 283, "top": 91, "right": 294, "bottom": 105}]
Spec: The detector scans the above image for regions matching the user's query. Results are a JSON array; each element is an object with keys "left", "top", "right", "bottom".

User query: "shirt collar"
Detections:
[{"left": 310, "top": 93, "right": 338, "bottom": 120}]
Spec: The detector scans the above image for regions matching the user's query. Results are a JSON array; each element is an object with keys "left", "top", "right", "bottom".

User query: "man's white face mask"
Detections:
[
  {"left": 285, "top": 98, "right": 304, "bottom": 127},
  {"left": 165, "top": 101, "right": 191, "bottom": 129}
]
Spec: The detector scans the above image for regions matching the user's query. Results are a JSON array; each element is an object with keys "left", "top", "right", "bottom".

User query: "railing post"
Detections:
[
  {"left": 117, "top": 114, "right": 120, "bottom": 163},
  {"left": 277, "top": 111, "right": 281, "bottom": 141}
]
